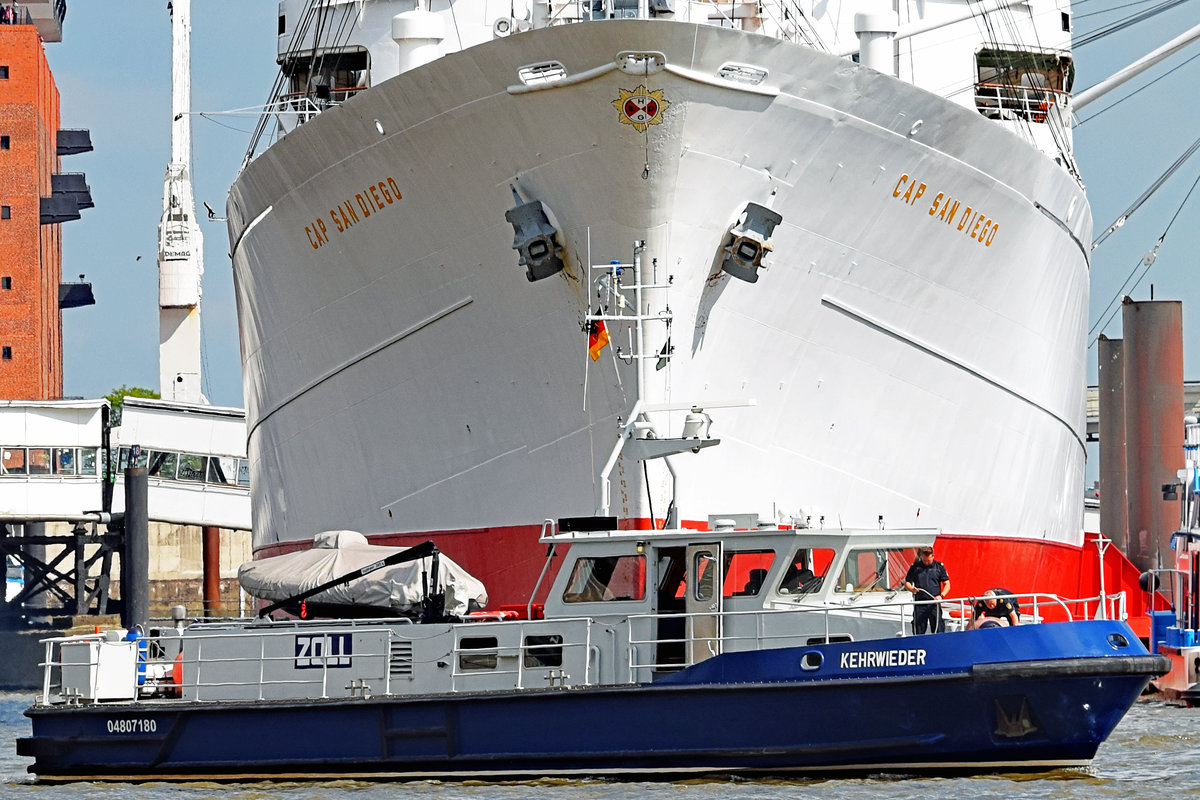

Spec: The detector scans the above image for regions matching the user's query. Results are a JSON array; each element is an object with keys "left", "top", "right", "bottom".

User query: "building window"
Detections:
[
  {"left": 0, "top": 66, "right": 8, "bottom": 79},
  {"left": 2, "top": 347, "right": 11, "bottom": 360},
  {"left": 0, "top": 136, "right": 8, "bottom": 150},
  {"left": 1, "top": 277, "right": 9, "bottom": 290},
  {"left": 1, "top": 207, "right": 9, "bottom": 220}
]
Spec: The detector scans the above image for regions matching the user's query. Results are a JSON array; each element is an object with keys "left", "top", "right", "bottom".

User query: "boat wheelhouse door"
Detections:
[{"left": 685, "top": 543, "right": 723, "bottom": 664}]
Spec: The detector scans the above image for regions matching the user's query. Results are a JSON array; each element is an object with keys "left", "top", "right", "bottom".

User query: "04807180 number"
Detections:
[{"left": 106, "top": 718, "right": 157, "bottom": 734}]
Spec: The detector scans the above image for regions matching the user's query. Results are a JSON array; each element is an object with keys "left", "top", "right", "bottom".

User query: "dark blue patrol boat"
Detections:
[
  {"left": 18, "top": 520, "right": 1166, "bottom": 781},
  {"left": 17, "top": 248, "right": 1168, "bottom": 781}
]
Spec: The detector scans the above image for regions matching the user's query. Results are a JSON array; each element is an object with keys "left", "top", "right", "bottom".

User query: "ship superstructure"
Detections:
[{"left": 227, "top": 0, "right": 1101, "bottom": 606}]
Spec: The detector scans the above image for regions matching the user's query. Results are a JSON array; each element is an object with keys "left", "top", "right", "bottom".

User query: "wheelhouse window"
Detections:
[
  {"left": 562, "top": 554, "right": 646, "bottom": 602},
  {"left": 834, "top": 546, "right": 920, "bottom": 594},
  {"left": 974, "top": 48, "right": 1073, "bottom": 123},
  {"left": 778, "top": 547, "right": 835, "bottom": 595},
  {"left": 725, "top": 550, "right": 775, "bottom": 596}
]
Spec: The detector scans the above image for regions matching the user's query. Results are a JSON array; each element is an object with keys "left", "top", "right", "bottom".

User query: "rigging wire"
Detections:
[
  {"left": 1091, "top": 133, "right": 1200, "bottom": 251},
  {"left": 1075, "top": 51, "right": 1200, "bottom": 124},
  {"left": 1073, "top": 0, "right": 1192, "bottom": 47},
  {"left": 1076, "top": 0, "right": 1161, "bottom": 21},
  {"left": 1088, "top": 166, "right": 1200, "bottom": 345}
]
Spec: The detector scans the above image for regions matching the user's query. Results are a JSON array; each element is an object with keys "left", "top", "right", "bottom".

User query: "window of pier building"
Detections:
[
  {"left": 117, "top": 446, "right": 250, "bottom": 489},
  {"left": 0, "top": 446, "right": 98, "bottom": 476}
]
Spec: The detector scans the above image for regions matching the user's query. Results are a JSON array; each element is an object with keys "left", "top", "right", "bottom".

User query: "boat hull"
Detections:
[
  {"left": 227, "top": 20, "right": 1093, "bottom": 605},
  {"left": 20, "top": 622, "right": 1166, "bottom": 781}
]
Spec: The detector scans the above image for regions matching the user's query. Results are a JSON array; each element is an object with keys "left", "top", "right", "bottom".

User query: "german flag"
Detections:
[{"left": 587, "top": 312, "right": 610, "bottom": 361}]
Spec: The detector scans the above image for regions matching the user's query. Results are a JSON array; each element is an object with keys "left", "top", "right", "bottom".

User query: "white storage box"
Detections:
[{"left": 60, "top": 639, "right": 137, "bottom": 701}]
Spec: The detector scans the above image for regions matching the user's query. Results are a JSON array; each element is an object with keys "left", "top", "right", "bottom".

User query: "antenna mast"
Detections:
[{"left": 158, "top": 0, "right": 206, "bottom": 403}]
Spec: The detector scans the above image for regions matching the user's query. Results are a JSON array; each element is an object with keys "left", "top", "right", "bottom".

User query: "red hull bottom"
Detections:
[{"left": 256, "top": 525, "right": 1152, "bottom": 636}]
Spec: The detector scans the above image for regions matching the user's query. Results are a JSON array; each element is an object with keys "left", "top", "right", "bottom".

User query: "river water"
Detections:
[{"left": 2, "top": 693, "right": 1196, "bottom": 799}]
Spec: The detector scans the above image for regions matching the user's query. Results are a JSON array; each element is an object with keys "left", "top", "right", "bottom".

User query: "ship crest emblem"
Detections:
[{"left": 613, "top": 85, "right": 670, "bottom": 132}]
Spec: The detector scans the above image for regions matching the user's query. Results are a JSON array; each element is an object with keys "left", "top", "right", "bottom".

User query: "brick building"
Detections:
[{"left": 0, "top": 2, "right": 92, "bottom": 401}]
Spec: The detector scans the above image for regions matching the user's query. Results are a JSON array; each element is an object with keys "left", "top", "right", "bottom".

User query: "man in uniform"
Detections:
[
  {"left": 970, "top": 589, "right": 1020, "bottom": 629},
  {"left": 903, "top": 546, "right": 950, "bottom": 634}
]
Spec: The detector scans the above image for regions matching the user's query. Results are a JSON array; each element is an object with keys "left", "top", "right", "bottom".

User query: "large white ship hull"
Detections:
[{"left": 228, "top": 21, "right": 1093, "bottom": 604}]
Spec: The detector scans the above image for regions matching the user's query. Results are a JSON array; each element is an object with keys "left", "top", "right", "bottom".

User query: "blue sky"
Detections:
[
  {"left": 45, "top": 0, "right": 1200, "bottom": 417},
  {"left": 47, "top": 1, "right": 278, "bottom": 408}
]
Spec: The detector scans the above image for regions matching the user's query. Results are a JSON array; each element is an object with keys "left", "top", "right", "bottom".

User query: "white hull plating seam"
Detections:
[{"left": 227, "top": 21, "right": 1089, "bottom": 550}]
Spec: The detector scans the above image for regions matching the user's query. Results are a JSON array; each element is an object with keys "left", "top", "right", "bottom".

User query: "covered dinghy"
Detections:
[{"left": 239, "top": 530, "right": 488, "bottom": 617}]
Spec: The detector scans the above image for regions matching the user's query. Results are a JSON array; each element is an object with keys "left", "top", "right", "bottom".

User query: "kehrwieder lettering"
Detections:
[{"left": 839, "top": 648, "right": 927, "bottom": 669}]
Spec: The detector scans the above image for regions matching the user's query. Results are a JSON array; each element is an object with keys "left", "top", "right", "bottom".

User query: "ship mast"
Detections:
[{"left": 158, "top": 0, "right": 205, "bottom": 404}]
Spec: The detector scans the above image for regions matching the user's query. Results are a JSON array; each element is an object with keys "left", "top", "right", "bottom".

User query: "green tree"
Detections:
[{"left": 105, "top": 385, "right": 160, "bottom": 426}]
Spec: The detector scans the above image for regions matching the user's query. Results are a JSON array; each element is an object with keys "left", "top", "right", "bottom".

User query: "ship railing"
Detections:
[
  {"left": 625, "top": 601, "right": 919, "bottom": 677},
  {"left": 31, "top": 618, "right": 408, "bottom": 706},
  {"left": 444, "top": 617, "right": 602, "bottom": 690},
  {"left": 1142, "top": 566, "right": 1188, "bottom": 638},
  {"left": 266, "top": 87, "right": 367, "bottom": 136},
  {"left": 31, "top": 616, "right": 610, "bottom": 705},
  {"left": 539, "top": 0, "right": 824, "bottom": 45},
  {"left": 30, "top": 590, "right": 1130, "bottom": 705},
  {"left": 974, "top": 82, "right": 1069, "bottom": 123},
  {"left": 622, "top": 591, "right": 1113, "bottom": 678}
]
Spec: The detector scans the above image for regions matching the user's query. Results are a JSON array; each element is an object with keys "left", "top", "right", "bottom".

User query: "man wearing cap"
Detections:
[
  {"left": 970, "top": 588, "right": 1020, "bottom": 629},
  {"left": 903, "top": 546, "right": 950, "bottom": 634}
]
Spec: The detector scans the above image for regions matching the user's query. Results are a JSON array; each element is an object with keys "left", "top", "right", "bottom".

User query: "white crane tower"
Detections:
[{"left": 158, "top": 0, "right": 206, "bottom": 404}]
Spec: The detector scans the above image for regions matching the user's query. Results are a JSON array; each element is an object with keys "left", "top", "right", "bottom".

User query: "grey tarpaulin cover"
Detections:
[{"left": 238, "top": 530, "right": 488, "bottom": 616}]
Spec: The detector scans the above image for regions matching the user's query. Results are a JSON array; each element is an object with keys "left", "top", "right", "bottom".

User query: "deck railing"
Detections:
[
  {"left": 974, "top": 82, "right": 1069, "bottom": 123},
  {"left": 32, "top": 589, "right": 1126, "bottom": 706}
]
